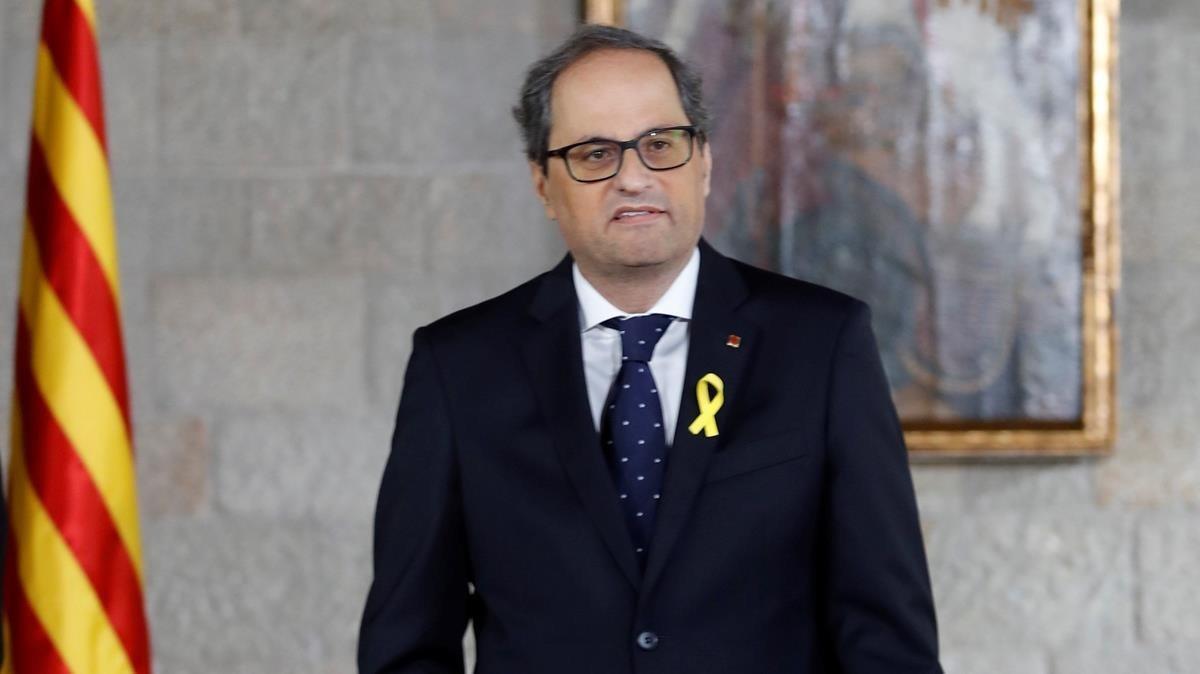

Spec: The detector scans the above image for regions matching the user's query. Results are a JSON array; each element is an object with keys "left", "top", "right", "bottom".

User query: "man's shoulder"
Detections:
[
  {"left": 729, "top": 257, "right": 868, "bottom": 326},
  {"left": 410, "top": 252, "right": 871, "bottom": 349},
  {"left": 416, "top": 266, "right": 555, "bottom": 345}
]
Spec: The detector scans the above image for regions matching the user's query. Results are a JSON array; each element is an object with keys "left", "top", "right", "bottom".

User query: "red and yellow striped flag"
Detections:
[{"left": 3, "top": 0, "right": 152, "bottom": 672}]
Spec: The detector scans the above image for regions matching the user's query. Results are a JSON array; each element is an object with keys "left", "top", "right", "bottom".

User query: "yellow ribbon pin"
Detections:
[{"left": 688, "top": 373, "right": 725, "bottom": 437}]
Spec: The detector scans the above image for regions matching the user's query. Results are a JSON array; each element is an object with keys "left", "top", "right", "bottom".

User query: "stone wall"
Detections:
[{"left": 0, "top": 1, "right": 1197, "bottom": 672}]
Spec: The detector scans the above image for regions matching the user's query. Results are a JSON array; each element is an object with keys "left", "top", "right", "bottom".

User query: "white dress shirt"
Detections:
[{"left": 573, "top": 247, "right": 700, "bottom": 446}]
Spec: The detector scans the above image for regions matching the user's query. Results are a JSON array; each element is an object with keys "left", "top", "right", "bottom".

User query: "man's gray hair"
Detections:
[{"left": 512, "top": 24, "right": 711, "bottom": 169}]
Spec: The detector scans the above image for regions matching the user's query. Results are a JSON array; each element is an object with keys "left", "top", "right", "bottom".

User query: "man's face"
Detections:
[{"left": 530, "top": 49, "right": 712, "bottom": 278}]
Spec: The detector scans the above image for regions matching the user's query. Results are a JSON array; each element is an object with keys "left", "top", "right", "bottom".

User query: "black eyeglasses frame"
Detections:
[{"left": 543, "top": 125, "right": 701, "bottom": 183}]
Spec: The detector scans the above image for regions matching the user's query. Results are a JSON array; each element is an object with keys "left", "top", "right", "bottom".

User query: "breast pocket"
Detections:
[{"left": 703, "top": 428, "right": 809, "bottom": 485}]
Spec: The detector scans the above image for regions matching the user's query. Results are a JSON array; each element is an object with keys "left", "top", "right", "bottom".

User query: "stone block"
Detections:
[
  {"left": 0, "top": 168, "right": 21, "bottom": 411},
  {"left": 2, "top": 2, "right": 38, "bottom": 43},
  {"left": 1120, "top": 22, "right": 1200, "bottom": 177},
  {"left": 909, "top": 464, "right": 966, "bottom": 518},
  {"left": 1120, "top": 23, "right": 1200, "bottom": 266},
  {"left": 346, "top": 0, "right": 559, "bottom": 43},
  {"left": 1096, "top": 262, "right": 1200, "bottom": 506},
  {"left": 1097, "top": 420, "right": 1200, "bottom": 507},
  {"left": 1, "top": 37, "right": 33, "bottom": 172},
  {"left": 430, "top": 32, "right": 535, "bottom": 164},
  {"left": 242, "top": 36, "right": 348, "bottom": 168},
  {"left": 159, "top": 37, "right": 246, "bottom": 166},
  {"left": 0, "top": 167, "right": 21, "bottom": 294},
  {"left": 0, "top": 31, "right": 7, "bottom": 171},
  {"left": 1171, "top": 643, "right": 1200, "bottom": 672},
  {"left": 1052, "top": 644, "right": 1176, "bottom": 674},
  {"left": 348, "top": 31, "right": 439, "bottom": 165},
  {"left": 143, "top": 517, "right": 371, "bottom": 674},
  {"left": 349, "top": 30, "right": 532, "bottom": 165},
  {"left": 1138, "top": 511, "right": 1200, "bottom": 645},
  {"left": 367, "top": 272, "right": 443, "bottom": 408},
  {"left": 433, "top": 0, "right": 540, "bottom": 36},
  {"left": 246, "top": 176, "right": 356, "bottom": 271},
  {"left": 97, "top": 0, "right": 162, "bottom": 40},
  {"left": 535, "top": 0, "right": 580, "bottom": 49},
  {"left": 237, "top": 0, "right": 345, "bottom": 35},
  {"left": 214, "top": 411, "right": 391, "bottom": 523},
  {"left": 100, "top": 40, "right": 159, "bottom": 171},
  {"left": 1120, "top": 0, "right": 1200, "bottom": 28},
  {"left": 1116, "top": 263, "right": 1200, "bottom": 413},
  {"left": 957, "top": 463, "right": 1098, "bottom": 512},
  {"left": 0, "top": 314, "right": 11, "bottom": 422},
  {"left": 1121, "top": 169, "right": 1200, "bottom": 266},
  {"left": 151, "top": 274, "right": 368, "bottom": 411},
  {"left": 137, "top": 416, "right": 211, "bottom": 518},
  {"left": 349, "top": 176, "right": 439, "bottom": 273},
  {"left": 433, "top": 254, "right": 562, "bottom": 318},
  {"left": 911, "top": 462, "right": 1098, "bottom": 519},
  {"left": 147, "top": 177, "right": 249, "bottom": 275},
  {"left": 347, "top": 0, "right": 434, "bottom": 33},
  {"left": 112, "top": 174, "right": 155, "bottom": 284},
  {"left": 111, "top": 174, "right": 161, "bottom": 420},
  {"left": 425, "top": 169, "right": 562, "bottom": 312},
  {"left": 244, "top": 174, "right": 430, "bottom": 274},
  {"left": 939, "top": 647, "right": 1049, "bottom": 674},
  {"left": 162, "top": 36, "right": 347, "bottom": 168},
  {"left": 161, "top": 0, "right": 238, "bottom": 36},
  {"left": 925, "top": 509, "right": 1135, "bottom": 650}
]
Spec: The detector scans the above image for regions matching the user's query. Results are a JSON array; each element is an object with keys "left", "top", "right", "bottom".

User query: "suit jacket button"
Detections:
[{"left": 636, "top": 631, "right": 659, "bottom": 650}]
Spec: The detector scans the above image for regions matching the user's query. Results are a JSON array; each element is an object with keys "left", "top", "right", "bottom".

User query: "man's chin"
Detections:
[
  {"left": 605, "top": 249, "right": 689, "bottom": 276},
  {"left": 618, "top": 255, "right": 671, "bottom": 269},
  {"left": 576, "top": 236, "right": 695, "bottom": 277}
]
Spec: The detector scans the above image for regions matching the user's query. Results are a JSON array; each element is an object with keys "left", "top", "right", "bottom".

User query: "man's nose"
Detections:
[{"left": 613, "top": 147, "right": 653, "bottom": 193}]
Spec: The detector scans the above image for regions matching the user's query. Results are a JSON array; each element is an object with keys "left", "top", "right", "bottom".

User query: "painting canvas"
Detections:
[{"left": 589, "top": 0, "right": 1118, "bottom": 455}]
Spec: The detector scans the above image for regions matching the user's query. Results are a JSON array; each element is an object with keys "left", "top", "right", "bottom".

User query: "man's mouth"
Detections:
[{"left": 612, "top": 206, "right": 665, "bottom": 221}]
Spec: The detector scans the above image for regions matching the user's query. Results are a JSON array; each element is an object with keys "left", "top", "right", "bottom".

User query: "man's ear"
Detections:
[
  {"left": 701, "top": 142, "right": 713, "bottom": 199},
  {"left": 529, "top": 161, "right": 557, "bottom": 221}
]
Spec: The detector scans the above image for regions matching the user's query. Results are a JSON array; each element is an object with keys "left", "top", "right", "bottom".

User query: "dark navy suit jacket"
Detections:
[{"left": 358, "top": 240, "right": 942, "bottom": 673}]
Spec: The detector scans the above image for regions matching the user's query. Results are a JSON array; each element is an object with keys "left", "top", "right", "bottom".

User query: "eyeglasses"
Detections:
[{"left": 545, "top": 125, "right": 699, "bottom": 183}]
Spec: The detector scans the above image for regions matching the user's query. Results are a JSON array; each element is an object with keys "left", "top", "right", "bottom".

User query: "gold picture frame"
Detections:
[{"left": 585, "top": 0, "right": 1120, "bottom": 458}]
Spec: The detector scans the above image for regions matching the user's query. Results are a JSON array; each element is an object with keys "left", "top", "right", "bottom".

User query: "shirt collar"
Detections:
[{"left": 573, "top": 246, "right": 700, "bottom": 332}]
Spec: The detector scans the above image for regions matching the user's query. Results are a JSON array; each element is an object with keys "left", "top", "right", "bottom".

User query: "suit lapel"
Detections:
[
  {"left": 520, "top": 256, "right": 642, "bottom": 590},
  {"left": 642, "top": 240, "right": 758, "bottom": 594}
]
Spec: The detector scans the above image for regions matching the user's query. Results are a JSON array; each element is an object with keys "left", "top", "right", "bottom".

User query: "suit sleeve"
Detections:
[
  {"left": 358, "top": 327, "right": 470, "bottom": 674},
  {"left": 822, "top": 300, "right": 943, "bottom": 673}
]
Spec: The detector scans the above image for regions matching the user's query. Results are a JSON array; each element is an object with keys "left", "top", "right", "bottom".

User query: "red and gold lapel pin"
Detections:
[{"left": 725, "top": 334, "right": 741, "bottom": 349}]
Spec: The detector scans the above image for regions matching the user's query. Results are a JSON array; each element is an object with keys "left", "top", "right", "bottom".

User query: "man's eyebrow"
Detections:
[
  {"left": 562, "top": 134, "right": 612, "bottom": 146},
  {"left": 560, "top": 123, "right": 690, "bottom": 147}
]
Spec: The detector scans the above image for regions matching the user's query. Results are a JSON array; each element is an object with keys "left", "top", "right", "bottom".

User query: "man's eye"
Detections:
[
  {"left": 646, "top": 139, "right": 672, "bottom": 152},
  {"left": 575, "top": 146, "right": 613, "bottom": 163}
]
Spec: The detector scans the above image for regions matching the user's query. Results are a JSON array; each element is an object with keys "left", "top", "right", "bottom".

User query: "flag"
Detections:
[{"left": 3, "top": 0, "right": 152, "bottom": 672}]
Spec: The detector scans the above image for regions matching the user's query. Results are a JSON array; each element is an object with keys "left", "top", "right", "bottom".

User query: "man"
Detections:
[{"left": 359, "top": 25, "right": 942, "bottom": 674}]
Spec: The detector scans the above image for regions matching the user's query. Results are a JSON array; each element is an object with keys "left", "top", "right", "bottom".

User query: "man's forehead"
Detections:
[{"left": 548, "top": 48, "right": 686, "bottom": 143}]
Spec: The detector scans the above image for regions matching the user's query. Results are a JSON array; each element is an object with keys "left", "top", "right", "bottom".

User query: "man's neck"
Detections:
[{"left": 577, "top": 255, "right": 691, "bottom": 315}]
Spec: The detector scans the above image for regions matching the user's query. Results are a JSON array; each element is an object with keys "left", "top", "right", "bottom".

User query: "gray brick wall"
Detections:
[{"left": 0, "top": 1, "right": 1197, "bottom": 672}]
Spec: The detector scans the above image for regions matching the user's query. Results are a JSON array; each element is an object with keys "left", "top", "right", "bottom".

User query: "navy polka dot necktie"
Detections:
[{"left": 601, "top": 313, "right": 674, "bottom": 565}]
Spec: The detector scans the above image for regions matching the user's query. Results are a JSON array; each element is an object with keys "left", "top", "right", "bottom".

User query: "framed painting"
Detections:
[{"left": 585, "top": 0, "right": 1119, "bottom": 457}]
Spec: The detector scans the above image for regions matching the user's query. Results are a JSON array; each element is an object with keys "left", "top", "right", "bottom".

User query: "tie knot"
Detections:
[{"left": 603, "top": 314, "right": 674, "bottom": 362}]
